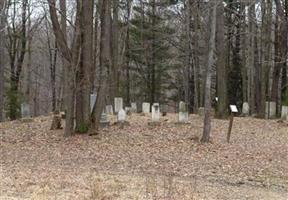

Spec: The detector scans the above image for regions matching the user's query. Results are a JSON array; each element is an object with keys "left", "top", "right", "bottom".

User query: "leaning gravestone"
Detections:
[
  {"left": 131, "top": 102, "right": 137, "bottom": 113},
  {"left": 152, "top": 103, "right": 160, "bottom": 122},
  {"left": 178, "top": 101, "right": 189, "bottom": 123},
  {"left": 265, "top": 101, "right": 276, "bottom": 119},
  {"left": 21, "top": 103, "right": 30, "bottom": 118},
  {"left": 90, "top": 94, "right": 97, "bottom": 113},
  {"left": 117, "top": 109, "right": 126, "bottom": 122},
  {"left": 242, "top": 102, "right": 249, "bottom": 116},
  {"left": 106, "top": 105, "right": 113, "bottom": 115},
  {"left": 142, "top": 102, "right": 150, "bottom": 113},
  {"left": 281, "top": 106, "right": 288, "bottom": 120},
  {"left": 114, "top": 97, "right": 123, "bottom": 114}
]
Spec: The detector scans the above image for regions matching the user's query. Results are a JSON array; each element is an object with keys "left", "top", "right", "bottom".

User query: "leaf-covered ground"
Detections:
[{"left": 1, "top": 114, "right": 288, "bottom": 199}]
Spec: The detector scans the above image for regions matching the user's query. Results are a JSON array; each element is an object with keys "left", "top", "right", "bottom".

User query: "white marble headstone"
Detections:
[
  {"left": 106, "top": 105, "right": 113, "bottom": 115},
  {"left": 152, "top": 103, "right": 160, "bottom": 122},
  {"left": 131, "top": 102, "right": 137, "bottom": 112},
  {"left": 265, "top": 101, "right": 276, "bottom": 119},
  {"left": 142, "top": 102, "right": 150, "bottom": 113},
  {"left": 242, "top": 102, "right": 249, "bottom": 115},
  {"left": 281, "top": 106, "right": 288, "bottom": 120},
  {"left": 117, "top": 109, "right": 126, "bottom": 122},
  {"left": 21, "top": 103, "right": 30, "bottom": 118},
  {"left": 114, "top": 97, "right": 123, "bottom": 113},
  {"left": 90, "top": 94, "right": 97, "bottom": 113},
  {"left": 178, "top": 101, "right": 188, "bottom": 122}
]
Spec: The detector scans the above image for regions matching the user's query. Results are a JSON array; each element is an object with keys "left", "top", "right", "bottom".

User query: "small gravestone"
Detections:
[
  {"left": 90, "top": 94, "right": 97, "bottom": 113},
  {"left": 198, "top": 107, "right": 205, "bottom": 116},
  {"left": 281, "top": 106, "right": 288, "bottom": 120},
  {"left": 178, "top": 101, "right": 189, "bottom": 123},
  {"left": 117, "top": 109, "right": 126, "bottom": 122},
  {"left": 100, "top": 112, "right": 109, "bottom": 127},
  {"left": 265, "top": 101, "right": 276, "bottom": 119},
  {"left": 125, "top": 107, "right": 132, "bottom": 115},
  {"left": 114, "top": 97, "right": 123, "bottom": 114},
  {"left": 21, "top": 103, "right": 30, "bottom": 118},
  {"left": 152, "top": 103, "right": 160, "bottom": 122},
  {"left": 142, "top": 102, "right": 150, "bottom": 113},
  {"left": 131, "top": 102, "right": 137, "bottom": 113},
  {"left": 106, "top": 105, "right": 113, "bottom": 115},
  {"left": 242, "top": 102, "right": 249, "bottom": 116}
]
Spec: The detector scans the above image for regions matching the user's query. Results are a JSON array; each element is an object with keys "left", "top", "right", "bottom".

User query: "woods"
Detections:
[{"left": 0, "top": 0, "right": 287, "bottom": 139}]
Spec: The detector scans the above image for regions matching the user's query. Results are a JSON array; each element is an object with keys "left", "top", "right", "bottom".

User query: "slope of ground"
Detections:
[{"left": 1, "top": 114, "right": 288, "bottom": 199}]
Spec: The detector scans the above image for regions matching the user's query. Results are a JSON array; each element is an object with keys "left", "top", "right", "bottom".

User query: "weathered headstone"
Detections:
[
  {"left": 242, "top": 102, "right": 249, "bottom": 116},
  {"left": 117, "top": 109, "right": 126, "bottom": 122},
  {"left": 281, "top": 106, "right": 288, "bottom": 120},
  {"left": 21, "top": 103, "right": 30, "bottom": 118},
  {"left": 152, "top": 103, "right": 160, "bottom": 122},
  {"left": 90, "top": 94, "right": 97, "bottom": 113},
  {"left": 125, "top": 107, "right": 132, "bottom": 115},
  {"left": 106, "top": 105, "right": 113, "bottom": 115},
  {"left": 178, "top": 101, "right": 189, "bottom": 123},
  {"left": 131, "top": 102, "right": 137, "bottom": 113},
  {"left": 142, "top": 102, "right": 150, "bottom": 113},
  {"left": 265, "top": 101, "right": 276, "bottom": 119},
  {"left": 100, "top": 112, "right": 109, "bottom": 127},
  {"left": 114, "top": 97, "right": 123, "bottom": 113}
]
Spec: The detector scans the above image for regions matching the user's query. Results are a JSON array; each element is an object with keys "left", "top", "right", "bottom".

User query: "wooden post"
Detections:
[
  {"left": 227, "top": 105, "right": 238, "bottom": 143},
  {"left": 227, "top": 113, "right": 234, "bottom": 143}
]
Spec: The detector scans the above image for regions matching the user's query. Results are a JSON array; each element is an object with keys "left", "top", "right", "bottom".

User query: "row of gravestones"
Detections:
[
  {"left": 18, "top": 95, "right": 288, "bottom": 121},
  {"left": 242, "top": 101, "right": 288, "bottom": 120}
]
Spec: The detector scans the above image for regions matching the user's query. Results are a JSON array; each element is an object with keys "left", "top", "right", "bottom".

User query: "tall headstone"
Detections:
[
  {"left": 178, "top": 101, "right": 188, "bottom": 123},
  {"left": 106, "top": 105, "right": 113, "bottom": 115},
  {"left": 142, "top": 102, "right": 150, "bottom": 113},
  {"left": 114, "top": 97, "right": 123, "bottom": 113},
  {"left": 151, "top": 103, "right": 160, "bottom": 122},
  {"left": 265, "top": 101, "right": 276, "bottom": 119},
  {"left": 281, "top": 106, "right": 288, "bottom": 120},
  {"left": 242, "top": 102, "right": 249, "bottom": 116},
  {"left": 131, "top": 102, "right": 137, "bottom": 113},
  {"left": 90, "top": 94, "right": 97, "bottom": 113},
  {"left": 117, "top": 109, "right": 126, "bottom": 122},
  {"left": 21, "top": 103, "right": 30, "bottom": 118}
]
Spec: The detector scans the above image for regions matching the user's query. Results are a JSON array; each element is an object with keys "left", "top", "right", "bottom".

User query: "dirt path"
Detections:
[{"left": 1, "top": 114, "right": 288, "bottom": 199}]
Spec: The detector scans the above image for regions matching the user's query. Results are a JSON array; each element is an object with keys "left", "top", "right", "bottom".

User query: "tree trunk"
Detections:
[
  {"left": 91, "top": 0, "right": 112, "bottom": 131},
  {"left": 201, "top": 1, "right": 217, "bottom": 143},
  {"left": 75, "top": 0, "right": 94, "bottom": 133},
  {"left": 215, "top": 1, "right": 228, "bottom": 119},
  {"left": 0, "top": 0, "right": 5, "bottom": 121}
]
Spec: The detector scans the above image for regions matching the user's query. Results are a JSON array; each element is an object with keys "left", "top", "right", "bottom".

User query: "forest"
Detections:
[{"left": 0, "top": 0, "right": 288, "bottom": 199}]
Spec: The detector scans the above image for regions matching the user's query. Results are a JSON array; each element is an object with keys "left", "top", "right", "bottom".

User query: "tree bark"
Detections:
[
  {"left": 201, "top": 1, "right": 217, "bottom": 143},
  {"left": 215, "top": 1, "right": 228, "bottom": 119},
  {"left": 0, "top": 0, "right": 6, "bottom": 121}
]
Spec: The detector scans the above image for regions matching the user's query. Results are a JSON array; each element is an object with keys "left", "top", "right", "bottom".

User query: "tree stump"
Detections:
[{"left": 50, "top": 112, "right": 62, "bottom": 130}]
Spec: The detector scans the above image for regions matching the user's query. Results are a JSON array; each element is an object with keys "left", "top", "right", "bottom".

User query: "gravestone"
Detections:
[
  {"left": 90, "top": 94, "right": 97, "bottom": 113},
  {"left": 100, "top": 112, "right": 109, "bottom": 127},
  {"left": 152, "top": 103, "right": 160, "bottom": 122},
  {"left": 265, "top": 101, "right": 276, "bottom": 119},
  {"left": 242, "top": 102, "right": 249, "bottom": 116},
  {"left": 125, "top": 107, "right": 132, "bottom": 115},
  {"left": 131, "top": 102, "right": 137, "bottom": 113},
  {"left": 114, "top": 97, "right": 123, "bottom": 113},
  {"left": 142, "top": 102, "right": 150, "bottom": 113},
  {"left": 281, "top": 106, "right": 288, "bottom": 120},
  {"left": 117, "top": 109, "right": 126, "bottom": 122},
  {"left": 21, "top": 103, "right": 30, "bottom": 118},
  {"left": 178, "top": 101, "right": 189, "bottom": 123},
  {"left": 106, "top": 105, "right": 113, "bottom": 115}
]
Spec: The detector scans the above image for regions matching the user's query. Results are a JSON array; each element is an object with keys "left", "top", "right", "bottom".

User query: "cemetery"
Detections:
[
  {"left": 1, "top": 0, "right": 288, "bottom": 199},
  {"left": 1, "top": 97, "right": 288, "bottom": 199}
]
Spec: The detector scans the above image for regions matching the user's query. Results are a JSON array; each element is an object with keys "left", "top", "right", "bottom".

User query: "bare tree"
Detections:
[
  {"left": 201, "top": 1, "right": 217, "bottom": 143},
  {"left": 0, "top": 0, "right": 6, "bottom": 121}
]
